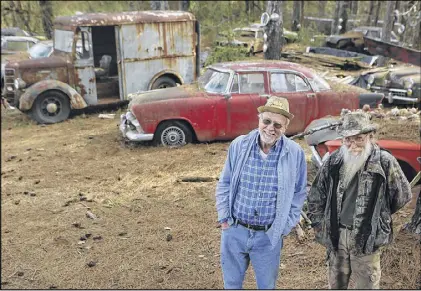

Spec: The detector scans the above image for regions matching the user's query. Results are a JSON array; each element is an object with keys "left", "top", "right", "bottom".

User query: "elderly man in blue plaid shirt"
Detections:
[{"left": 216, "top": 96, "right": 307, "bottom": 289}]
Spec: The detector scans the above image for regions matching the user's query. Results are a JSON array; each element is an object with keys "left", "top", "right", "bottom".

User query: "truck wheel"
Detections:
[
  {"left": 151, "top": 76, "right": 177, "bottom": 90},
  {"left": 30, "top": 91, "right": 71, "bottom": 124},
  {"left": 154, "top": 121, "right": 192, "bottom": 147}
]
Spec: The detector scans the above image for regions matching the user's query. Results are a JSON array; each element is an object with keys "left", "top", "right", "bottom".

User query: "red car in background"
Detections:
[{"left": 120, "top": 60, "right": 383, "bottom": 146}]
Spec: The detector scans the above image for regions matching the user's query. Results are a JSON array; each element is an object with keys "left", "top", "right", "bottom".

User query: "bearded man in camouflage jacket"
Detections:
[{"left": 308, "top": 112, "right": 412, "bottom": 289}]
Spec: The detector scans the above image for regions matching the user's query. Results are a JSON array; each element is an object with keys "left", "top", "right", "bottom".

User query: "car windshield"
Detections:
[
  {"left": 29, "top": 42, "right": 52, "bottom": 59},
  {"left": 198, "top": 68, "right": 231, "bottom": 93},
  {"left": 234, "top": 30, "right": 255, "bottom": 38},
  {"left": 4, "top": 41, "right": 29, "bottom": 51},
  {"left": 307, "top": 75, "right": 331, "bottom": 91}
]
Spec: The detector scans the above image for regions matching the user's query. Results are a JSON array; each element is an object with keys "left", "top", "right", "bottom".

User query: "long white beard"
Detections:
[
  {"left": 259, "top": 128, "right": 280, "bottom": 146},
  {"left": 340, "top": 142, "right": 372, "bottom": 189}
]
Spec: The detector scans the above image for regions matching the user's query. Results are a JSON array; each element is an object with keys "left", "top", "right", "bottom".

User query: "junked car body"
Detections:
[
  {"left": 216, "top": 24, "right": 298, "bottom": 55},
  {"left": 1, "top": 36, "right": 39, "bottom": 96},
  {"left": 325, "top": 26, "right": 399, "bottom": 54},
  {"left": 351, "top": 65, "right": 420, "bottom": 105},
  {"left": 4, "top": 10, "right": 200, "bottom": 124},
  {"left": 120, "top": 60, "right": 383, "bottom": 147}
]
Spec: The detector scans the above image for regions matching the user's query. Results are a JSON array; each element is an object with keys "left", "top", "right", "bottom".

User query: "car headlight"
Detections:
[
  {"left": 403, "top": 78, "right": 414, "bottom": 89},
  {"left": 407, "top": 89, "right": 413, "bottom": 96},
  {"left": 14, "top": 78, "right": 26, "bottom": 90}
]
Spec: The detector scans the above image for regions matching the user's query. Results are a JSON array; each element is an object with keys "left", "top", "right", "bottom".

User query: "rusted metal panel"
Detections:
[
  {"left": 54, "top": 11, "right": 196, "bottom": 28},
  {"left": 7, "top": 56, "right": 70, "bottom": 88},
  {"left": 120, "top": 21, "right": 196, "bottom": 95},
  {"left": 18, "top": 80, "right": 87, "bottom": 111},
  {"left": 364, "top": 36, "right": 421, "bottom": 66},
  {"left": 75, "top": 67, "right": 97, "bottom": 105}
]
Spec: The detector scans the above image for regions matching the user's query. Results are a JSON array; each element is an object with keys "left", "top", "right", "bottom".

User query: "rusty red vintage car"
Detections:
[{"left": 120, "top": 60, "right": 384, "bottom": 146}]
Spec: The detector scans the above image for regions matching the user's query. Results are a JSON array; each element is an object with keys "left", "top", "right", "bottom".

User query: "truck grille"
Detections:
[
  {"left": 4, "top": 68, "right": 15, "bottom": 104},
  {"left": 374, "top": 88, "right": 407, "bottom": 97}
]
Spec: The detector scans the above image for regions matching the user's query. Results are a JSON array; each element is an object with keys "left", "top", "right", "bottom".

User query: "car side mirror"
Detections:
[{"left": 223, "top": 93, "right": 232, "bottom": 100}]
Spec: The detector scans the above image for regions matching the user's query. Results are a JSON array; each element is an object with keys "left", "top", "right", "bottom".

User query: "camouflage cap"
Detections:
[
  {"left": 337, "top": 112, "right": 377, "bottom": 137},
  {"left": 257, "top": 96, "right": 294, "bottom": 119}
]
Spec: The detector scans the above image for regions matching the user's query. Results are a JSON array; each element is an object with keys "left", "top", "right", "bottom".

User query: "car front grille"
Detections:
[
  {"left": 372, "top": 87, "right": 407, "bottom": 97},
  {"left": 4, "top": 68, "right": 16, "bottom": 104}
]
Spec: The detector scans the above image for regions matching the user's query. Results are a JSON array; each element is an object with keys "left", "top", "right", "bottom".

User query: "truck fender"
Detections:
[
  {"left": 19, "top": 80, "right": 87, "bottom": 111},
  {"left": 148, "top": 70, "right": 184, "bottom": 90}
]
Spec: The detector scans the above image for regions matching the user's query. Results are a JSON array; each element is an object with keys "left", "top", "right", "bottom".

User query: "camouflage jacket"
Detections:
[{"left": 307, "top": 144, "right": 412, "bottom": 256}]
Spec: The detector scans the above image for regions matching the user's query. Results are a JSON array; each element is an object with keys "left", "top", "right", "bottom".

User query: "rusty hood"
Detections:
[
  {"left": 6, "top": 55, "right": 68, "bottom": 70},
  {"left": 128, "top": 83, "right": 206, "bottom": 109},
  {"left": 6, "top": 55, "right": 70, "bottom": 86}
]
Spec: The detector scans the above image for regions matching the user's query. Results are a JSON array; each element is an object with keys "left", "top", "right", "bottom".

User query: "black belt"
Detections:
[
  {"left": 235, "top": 219, "right": 271, "bottom": 231},
  {"left": 339, "top": 223, "right": 353, "bottom": 230}
]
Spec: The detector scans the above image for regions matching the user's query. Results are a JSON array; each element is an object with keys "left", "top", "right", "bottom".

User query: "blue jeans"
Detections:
[{"left": 220, "top": 223, "right": 283, "bottom": 289}]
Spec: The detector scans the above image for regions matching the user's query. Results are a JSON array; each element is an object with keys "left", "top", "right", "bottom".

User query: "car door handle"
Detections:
[
  {"left": 260, "top": 94, "right": 270, "bottom": 99},
  {"left": 307, "top": 93, "right": 316, "bottom": 98}
]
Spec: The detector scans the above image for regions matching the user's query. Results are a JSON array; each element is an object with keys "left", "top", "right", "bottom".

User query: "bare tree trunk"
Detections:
[
  {"left": 339, "top": 1, "right": 348, "bottom": 34},
  {"left": 318, "top": 1, "right": 326, "bottom": 17},
  {"left": 331, "top": 0, "right": 341, "bottom": 35},
  {"left": 351, "top": 0, "right": 358, "bottom": 16},
  {"left": 179, "top": 0, "right": 189, "bottom": 11},
  {"left": 15, "top": 1, "right": 32, "bottom": 33},
  {"left": 366, "top": 0, "right": 376, "bottom": 26},
  {"left": 394, "top": 0, "right": 400, "bottom": 11},
  {"left": 38, "top": 0, "right": 53, "bottom": 39},
  {"left": 292, "top": 0, "right": 301, "bottom": 31},
  {"left": 264, "top": 0, "right": 283, "bottom": 60},
  {"left": 413, "top": 18, "right": 421, "bottom": 50},
  {"left": 382, "top": 1, "right": 395, "bottom": 42},
  {"left": 150, "top": 0, "right": 169, "bottom": 10},
  {"left": 299, "top": 1, "right": 304, "bottom": 29},
  {"left": 245, "top": 0, "right": 250, "bottom": 16},
  {"left": 374, "top": 1, "right": 381, "bottom": 26},
  {"left": 7, "top": 1, "right": 18, "bottom": 27}
]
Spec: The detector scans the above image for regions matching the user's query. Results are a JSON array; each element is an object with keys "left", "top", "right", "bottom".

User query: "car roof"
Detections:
[{"left": 210, "top": 60, "right": 316, "bottom": 78}]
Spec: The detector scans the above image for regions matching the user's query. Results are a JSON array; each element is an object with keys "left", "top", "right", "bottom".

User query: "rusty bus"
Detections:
[{"left": 4, "top": 11, "right": 200, "bottom": 124}]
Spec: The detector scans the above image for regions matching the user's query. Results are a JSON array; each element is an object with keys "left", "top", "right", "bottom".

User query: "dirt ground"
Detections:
[{"left": 1, "top": 107, "right": 420, "bottom": 289}]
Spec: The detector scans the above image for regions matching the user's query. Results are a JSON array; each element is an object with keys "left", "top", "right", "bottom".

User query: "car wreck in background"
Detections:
[
  {"left": 1, "top": 35, "right": 39, "bottom": 96},
  {"left": 351, "top": 65, "right": 420, "bottom": 105},
  {"left": 325, "top": 26, "right": 399, "bottom": 54},
  {"left": 4, "top": 10, "right": 200, "bottom": 124},
  {"left": 120, "top": 60, "right": 383, "bottom": 147},
  {"left": 215, "top": 24, "right": 298, "bottom": 55}
]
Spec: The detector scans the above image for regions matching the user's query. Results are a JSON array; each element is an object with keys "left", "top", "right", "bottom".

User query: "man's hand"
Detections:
[{"left": 220, "top": 221, "right": 230, "bottom": 230}]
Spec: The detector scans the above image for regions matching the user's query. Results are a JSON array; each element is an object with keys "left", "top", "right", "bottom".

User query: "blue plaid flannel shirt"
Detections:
[{"left": 232, "top": 134, "right": 282, "bottom": 226}]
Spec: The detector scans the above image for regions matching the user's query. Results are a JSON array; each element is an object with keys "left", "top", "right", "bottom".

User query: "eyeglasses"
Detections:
[
  {"left": 261, "top": 118, "right": 285, "bottom": 129},
  {"left": 343, "top": 135, "right": 367, "bottom": 145}
]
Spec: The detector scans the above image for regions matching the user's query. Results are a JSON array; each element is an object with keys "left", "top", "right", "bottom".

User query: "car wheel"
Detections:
[
  {"left": 30, "top": 91, "right": 70, "bottom": 124},
  {"left": 151, "top": 76, "right": 177, "bottom": 90},
  {"left": 154, "top": 121, "right": 193, "bottom": 147}
]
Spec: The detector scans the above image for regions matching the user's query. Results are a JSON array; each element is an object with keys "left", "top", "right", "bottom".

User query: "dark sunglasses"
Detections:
[{"left": 261, "top": 118, "right": 284, "bottom": 129}]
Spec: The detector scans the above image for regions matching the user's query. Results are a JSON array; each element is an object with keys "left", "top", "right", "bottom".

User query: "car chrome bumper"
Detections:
[
  {"left": 371, "top": 86, "right": 419, "bottom": 103},
  {"left": 119, "top": 112, "right": 154, "bottom": 142}
]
